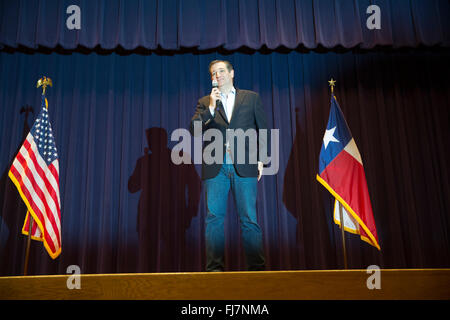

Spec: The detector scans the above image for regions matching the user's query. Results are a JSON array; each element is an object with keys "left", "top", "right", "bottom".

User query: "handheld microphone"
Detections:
[
  {"left": 205, "top": 79, "right": 220, "bottom": 126},
  {"left": 211, "top": 79, "right": 221, "bottom": 110}
]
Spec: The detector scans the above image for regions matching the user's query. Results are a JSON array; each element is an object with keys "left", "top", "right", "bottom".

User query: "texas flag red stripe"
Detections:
[{"left": 320, "top": 149, "right": 378, "bottom": 246}]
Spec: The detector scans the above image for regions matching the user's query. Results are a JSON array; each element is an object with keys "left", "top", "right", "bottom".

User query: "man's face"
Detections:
[{"left": 210, "top": 62, "right": 234, "bottom": 88}]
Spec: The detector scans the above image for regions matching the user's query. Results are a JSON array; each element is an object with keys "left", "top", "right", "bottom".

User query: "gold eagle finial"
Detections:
[{"left": 36, "top": 76, "right": 52, "bottom": 95}]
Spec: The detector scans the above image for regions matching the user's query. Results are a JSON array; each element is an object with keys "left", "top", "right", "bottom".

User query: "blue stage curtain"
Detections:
[
  {"left": 0, "top": 48, "right": 449, "bottom": 275},
  {"left": 0, "top": 0, "right": 449, "bottom": 50}
]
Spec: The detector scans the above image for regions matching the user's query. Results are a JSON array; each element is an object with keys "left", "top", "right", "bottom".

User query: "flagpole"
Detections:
[
  {"left": 21, "top": 105, "right": 34, "bottom": 276},
  {"left": 23, "top": 215, "right": 33, "bottom": 275},
  {"left": 338, "top": 202, "right": 348, "bottom": 269},
  {"left": 22, "top": 77, "right": 53, "bottom": 276},
  {"left": 328, "top": 78, "right": 348, "bottom": 269}
]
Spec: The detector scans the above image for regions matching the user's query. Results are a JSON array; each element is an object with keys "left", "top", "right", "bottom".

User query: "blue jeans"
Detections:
[{"left": 204, "top": 155, "right": 265, "bottom": 271}]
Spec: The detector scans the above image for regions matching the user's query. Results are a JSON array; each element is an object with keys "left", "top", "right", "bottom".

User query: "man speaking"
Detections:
[{"left": 190, "top": 60, "right": 269, "bottom": 272}]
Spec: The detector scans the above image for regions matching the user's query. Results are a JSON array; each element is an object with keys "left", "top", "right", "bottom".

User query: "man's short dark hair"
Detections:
[{"left": 209, "top": 60, "right": 233, "bottom": 75}]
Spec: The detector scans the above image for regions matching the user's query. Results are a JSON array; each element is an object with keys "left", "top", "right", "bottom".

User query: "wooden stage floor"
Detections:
[{"left": 0, "top": 269, "right": 449, "bottom": 300}]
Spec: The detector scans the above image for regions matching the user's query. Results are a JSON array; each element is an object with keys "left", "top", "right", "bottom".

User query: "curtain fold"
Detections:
[{"left": 1, "top": 0, "right": 449, "bottom": 51}]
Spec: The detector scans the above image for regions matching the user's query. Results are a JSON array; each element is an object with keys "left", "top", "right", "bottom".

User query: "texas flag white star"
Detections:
[{"left": 323, "top": 126, "right": 340, "bottom": 149}]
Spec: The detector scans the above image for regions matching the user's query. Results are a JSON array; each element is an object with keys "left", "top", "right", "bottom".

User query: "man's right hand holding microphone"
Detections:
[{"left": 209, "top": 79, "right": 220, "bottom": 115}]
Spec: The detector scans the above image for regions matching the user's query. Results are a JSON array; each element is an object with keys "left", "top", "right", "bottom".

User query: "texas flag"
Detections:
[{"left": 317, "top": 96, "right": 380, "bottom": 250}]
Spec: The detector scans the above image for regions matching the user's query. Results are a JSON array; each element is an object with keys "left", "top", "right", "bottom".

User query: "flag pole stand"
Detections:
[
  {"left": 338, "top": 202, "right": 348, "bottom": 269},
  {"left": 23, "top": 215, "right": 33, "bottom": 276}
]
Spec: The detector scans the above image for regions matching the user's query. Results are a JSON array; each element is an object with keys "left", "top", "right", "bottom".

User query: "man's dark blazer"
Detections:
[{"left": 190, "top": 89, "right": 269, "bottom": 180}]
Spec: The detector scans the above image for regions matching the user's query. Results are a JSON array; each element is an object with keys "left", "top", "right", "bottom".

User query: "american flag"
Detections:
[{"left": 8, "top": 95, "right": 61, "bottom": 259}]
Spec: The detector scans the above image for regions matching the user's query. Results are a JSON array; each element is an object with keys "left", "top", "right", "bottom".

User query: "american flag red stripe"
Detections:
[
  {"left": 9, "top": 164, "right": 46, "bottom": 227},
  {"left": 9, "top": 152, "right": 60, "bottom": 253},
  {"left": 48, "top": 164, "right": 60, "bottom": 191},
  {"left": 21, "top": 138, "right": 61, "bottom": 213},
  {"left": 15, "top": 140, "right": 60, "bottom": 227},
  {"left": 14, "top": 154, "right": 61, "bottom": 247},
  {"left": 10, "top": 164, "right": 58, "bottom": 253},
  {"left": 22, "top": 212, "right": 42, "bottom": 239},
  {"left": 8, "top": 96, "right": 61, "bottom": 259}
]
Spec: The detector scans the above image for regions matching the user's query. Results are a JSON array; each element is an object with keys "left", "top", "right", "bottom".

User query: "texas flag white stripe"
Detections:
[
  {"left": 343, "top": 138, "right": 363, "bottom": 166},
  {"left": 333, "top": 199, "right": 359, "bottom": 232}
]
